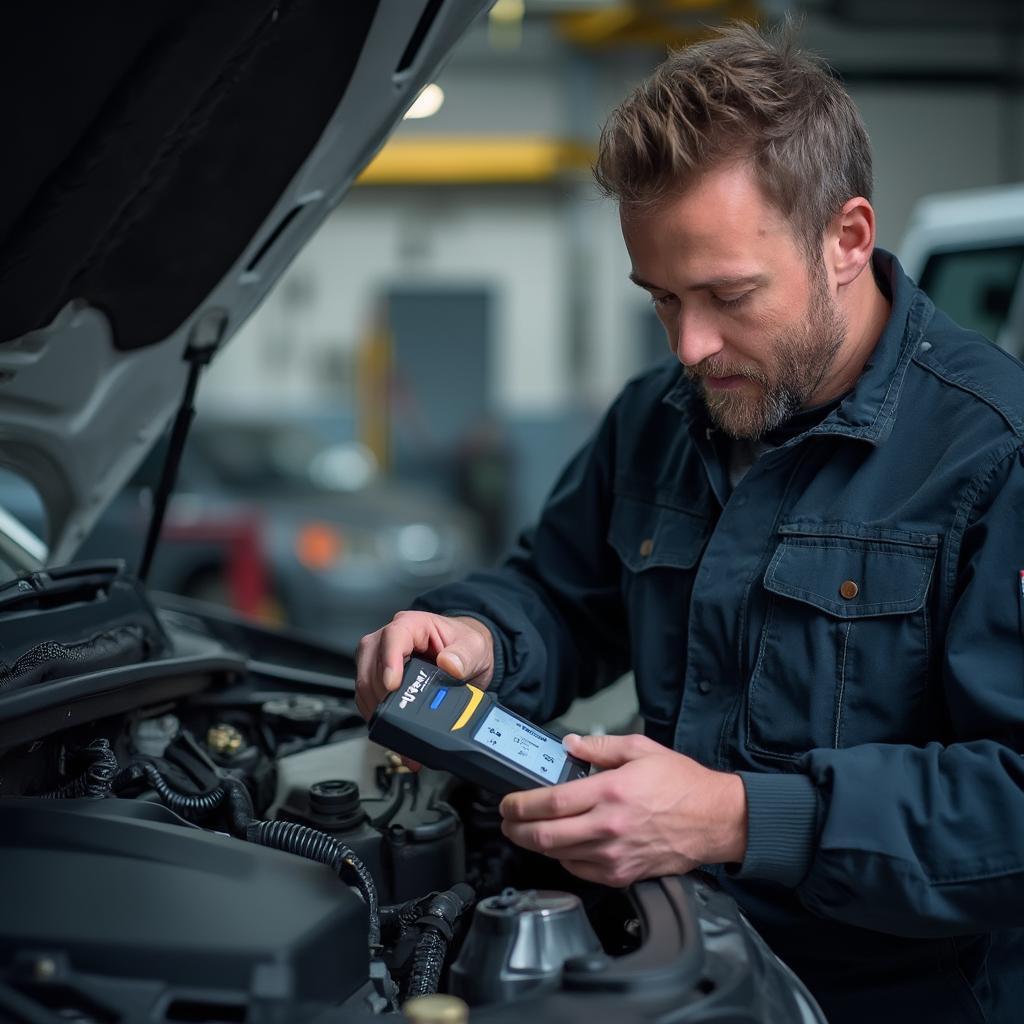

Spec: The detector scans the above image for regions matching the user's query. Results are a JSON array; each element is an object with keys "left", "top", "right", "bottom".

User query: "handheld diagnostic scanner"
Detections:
[{"left": 367, "top": 658, "right": 590, "bottom": 795}]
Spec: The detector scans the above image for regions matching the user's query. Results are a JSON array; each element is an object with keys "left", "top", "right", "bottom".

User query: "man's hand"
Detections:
[
  {"left": 354, "top": 611, "right": 495, "bottom": 721},
  {"left": 499, "top": 733, "right": 747, "bottom": 888}
]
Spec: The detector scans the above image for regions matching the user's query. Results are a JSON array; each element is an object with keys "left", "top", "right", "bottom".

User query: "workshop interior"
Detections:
[{"left": 0, "top": 1, "right": 1022, "bottom": 1022}]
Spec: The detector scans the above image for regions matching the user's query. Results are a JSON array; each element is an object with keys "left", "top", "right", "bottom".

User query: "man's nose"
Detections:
[{"left": 674, "top": 308, "right": 724, "bottom": 368}]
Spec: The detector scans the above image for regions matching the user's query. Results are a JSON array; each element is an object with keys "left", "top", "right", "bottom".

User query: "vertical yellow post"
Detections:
[{"left": 357, "top": 300, "right": 392, "bottom": 472}]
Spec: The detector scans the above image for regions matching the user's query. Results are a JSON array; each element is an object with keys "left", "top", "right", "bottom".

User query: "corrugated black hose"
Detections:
[
  {"left": 111, "top": 761, "right": 255, "bottom": 838},
  {"left": 404, "top": 884, "right": 476, "bottom": 1002},
  {"left": 406, "top": 929, "right": 447, "bottom": 1002},
  {"left": 246, "top": 819, "right": 381, "bottom": 948},
  {"left": 141, "top": 762, "right": 224, "bottom": 815},
  {"left": 40, "top": 738, "right": 118, "bottom": 799}
]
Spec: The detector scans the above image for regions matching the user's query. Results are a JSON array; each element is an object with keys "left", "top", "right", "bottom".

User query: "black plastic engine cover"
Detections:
[{"left": 0, "top": 797, "right": 368, "bottom": 1009}]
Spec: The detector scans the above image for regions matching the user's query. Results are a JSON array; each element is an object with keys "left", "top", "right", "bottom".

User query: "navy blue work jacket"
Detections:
[{"left": 415, "top": 251, "right": 1024, "bottom": 1023}]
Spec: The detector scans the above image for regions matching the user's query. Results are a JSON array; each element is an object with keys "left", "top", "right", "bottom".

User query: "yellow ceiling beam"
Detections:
[
  {"left": 556, "top": 7, "right": 639, "bottom": 46},
  {"left": 357, "top": 137, "right": 595, "bottom": 186},
  {"left": 560, "top": 17, "right": 710, "bottom": 48},
  {"left": 557, "top": 1, "right": 760, "bottom": 49}
]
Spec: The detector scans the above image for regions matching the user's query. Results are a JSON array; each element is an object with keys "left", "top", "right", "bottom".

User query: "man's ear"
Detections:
[{"left": 825, "top": 197, "right": 876, "bottom": 288}]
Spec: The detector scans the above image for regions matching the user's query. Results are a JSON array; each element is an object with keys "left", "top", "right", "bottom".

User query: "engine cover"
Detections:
[{"left": 0, "top": 798, "right": 368, "bottom": 1016}]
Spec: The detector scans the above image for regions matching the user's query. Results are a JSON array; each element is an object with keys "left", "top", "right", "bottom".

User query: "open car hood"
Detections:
[{"left": 0, "top": 0, "right": 489, "bottom": 565}]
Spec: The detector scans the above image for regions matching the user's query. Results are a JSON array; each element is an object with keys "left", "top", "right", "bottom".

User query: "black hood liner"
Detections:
[{"left": 0, "top": 1, "right": 378, "bottom": 350}]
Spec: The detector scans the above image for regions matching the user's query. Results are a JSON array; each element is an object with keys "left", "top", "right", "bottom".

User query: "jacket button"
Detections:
[
  {"left": 639, "top": 538, "right": 654, "bottom": 557},
  {"left": 840, "top": 580, "right": 859, "bottom": 600},
  {"left": 698, "top": 679, "right": 712, "bottom": 694}
]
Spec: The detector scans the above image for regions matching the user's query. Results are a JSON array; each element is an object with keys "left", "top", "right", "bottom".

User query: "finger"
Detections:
[
  {"left": 534, "top": 839, "right": 608, "bottom": 862},
  {"left": 376, "top": 663, "right": 400, "bottom": 706},
  {"left": 357, "top": 689, "right": 382, "bottom": 723},
  {"left": 400, "top": 756, "right": 423, "bottom": 772},
  {"left": 564, "top": 732, "right": 658, "bottom": 769},
  {"left": 355, "top": 676, "right": 375, "bottom": 715},
  {"left": 502, "top": 811, "right": 613, "bottom": 855},
  {"left": 355, "top": 631, "right": 382, "bottom": 720},
  {"left": 375, "top": 632, "right": 417, "bottom": 705},
  {"left": 559, "top": 858, "right": 626, "bottom": 888},
  {"left": 355, "top": 690, "right": 371, "bottom": 721},
  {"left": 500, "top": 774, "right": 603, "bottom": 823},
  {"left": 377, "top": 615, "right": 442, "bottom": 699}
]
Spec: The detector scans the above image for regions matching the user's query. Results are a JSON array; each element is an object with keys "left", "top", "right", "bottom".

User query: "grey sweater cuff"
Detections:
[{"left": 731, "top": 771, "right": 820, "bottom": 887}]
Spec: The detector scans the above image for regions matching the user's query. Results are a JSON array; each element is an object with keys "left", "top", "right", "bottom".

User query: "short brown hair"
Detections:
[{"left": 593, "top": 21, "right": 873, "bottom": 260}]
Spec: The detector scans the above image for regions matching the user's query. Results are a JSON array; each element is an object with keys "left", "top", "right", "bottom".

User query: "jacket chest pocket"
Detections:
[
  {"left": 607, "top": 494, "right": 709, "bottom": 726},
  {"left": 746, "top": 529, "right": 938, "bottom": 760}
]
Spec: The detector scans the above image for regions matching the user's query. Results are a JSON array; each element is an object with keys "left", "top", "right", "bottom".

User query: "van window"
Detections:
[{"left": 917, "top": 244, "right": 1023, "bottom": 350}]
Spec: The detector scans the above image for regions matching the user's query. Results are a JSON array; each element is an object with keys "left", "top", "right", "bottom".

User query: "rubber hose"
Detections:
[
  {"left": 41, "top": 738, "right": 118, "bottom": 799},
  {"left": 111, "top": 763, "right": 147, "bottom": 793},
  {"left": 246, "top": 819, "right": 381, "bottom": 947},
  {"left": 403, "top": 885, "right": 475, "bottom": 1002},
  {"left": 382, "top": 883, "right": 473, "bottom": 939},
  {"left": 220, "top": 776, "right": 255, "bottom": 837},
  {"left": 404, "top": 929, "right": 448, "bottom": 1001},
  {"left": 110, "top": 762, "right": 251, "bottom": 836},
  {"left": 380, "top": 894, "right": 436, "bottom": 939},
  {"left": 142, "top": 762, "right": 225, "bottom": 815}
]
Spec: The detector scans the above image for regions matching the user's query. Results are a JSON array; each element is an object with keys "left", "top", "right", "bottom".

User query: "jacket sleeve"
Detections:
[
  {"left": 412, "top": 401, "right": 631, "bottom": 724},
  {"left": 736, "top": 442, "right": 1024, "bottom": 938}
]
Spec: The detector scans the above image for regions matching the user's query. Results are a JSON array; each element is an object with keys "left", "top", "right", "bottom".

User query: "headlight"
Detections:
[
  {"left": 379, "top": 522, "right": 457, "bottom": 578},
  {"left": 393, "top": 524, "right": 442, "bottom": 564},
  {"left": 294, "top": 522, "right": 345, "bottom": 571}
]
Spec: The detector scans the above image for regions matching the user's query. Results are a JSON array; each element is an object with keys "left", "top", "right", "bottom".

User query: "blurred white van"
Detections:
[{"left": 899, "top": 183, "right": 1024, "bottom": 359}]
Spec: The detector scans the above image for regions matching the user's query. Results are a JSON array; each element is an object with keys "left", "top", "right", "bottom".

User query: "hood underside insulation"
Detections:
[{"left": 0, "top": 1, "right": 378, "bottom": 350}]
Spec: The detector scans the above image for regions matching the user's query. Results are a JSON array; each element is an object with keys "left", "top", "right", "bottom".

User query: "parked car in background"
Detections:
[
  {"left": 0, "top": 413, "right": 484, "bottom": 650},
  {"left": 899, "top": 182, "right": 1024, "bottom": 357}
]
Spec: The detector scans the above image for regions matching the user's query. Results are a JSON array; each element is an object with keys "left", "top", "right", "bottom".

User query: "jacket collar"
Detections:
[{"left": 662, "top": 248, "right": 935, "bottom": 447}]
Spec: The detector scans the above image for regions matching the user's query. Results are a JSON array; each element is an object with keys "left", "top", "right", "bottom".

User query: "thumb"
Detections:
[
  {"left": 563, "top": 732, "right": 656, "bottom": 768},
  {"left": 436, "top": 646, "right": 474, "bottom": 681}
]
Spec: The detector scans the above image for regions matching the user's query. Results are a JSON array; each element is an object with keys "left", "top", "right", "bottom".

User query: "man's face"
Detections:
[{"left": 621, "top": 162, "right": 849, "bottom": 439}]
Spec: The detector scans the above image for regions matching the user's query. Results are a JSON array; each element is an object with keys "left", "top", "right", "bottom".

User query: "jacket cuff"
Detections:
[
  {"left": 437, "top": 608, "right": 507, "bottom": 692},
  {"left": 730, "top": 771, "right": 820, "bottom": 887}
]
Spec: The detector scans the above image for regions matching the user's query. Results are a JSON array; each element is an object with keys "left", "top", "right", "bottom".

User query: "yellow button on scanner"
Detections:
[{"left": 450, "top": 684, "right": 484, "bottom": 731}]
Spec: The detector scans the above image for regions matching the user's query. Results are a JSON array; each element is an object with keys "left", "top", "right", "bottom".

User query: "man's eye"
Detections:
[
  {"left": 712, "top": 292, "right": 751, "bottom": 309},
  {"left": 650, "top": 293, "right": 678, "bottom": 309}
]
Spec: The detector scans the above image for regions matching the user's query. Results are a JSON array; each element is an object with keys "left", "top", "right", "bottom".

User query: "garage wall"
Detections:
[
  {"left": 205, "top": 187, "right": 569, "bottom": 414},
  {"left": 203, "top": 10, "right": 1022, "bottom": 521},
  {"left": 854, "top": 87, "right": 1007, "bottom": 252}
]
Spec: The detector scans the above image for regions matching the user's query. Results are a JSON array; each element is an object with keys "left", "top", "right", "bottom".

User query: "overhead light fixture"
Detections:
[
  {"left": 403, "top": 83, "right": 445, "bottom": 120},
  {"left": 489, "top": 0, "right": 524, "bottom": 49},
  {"left": 490, "top": 0, "right": 524, "bottom": 22}
]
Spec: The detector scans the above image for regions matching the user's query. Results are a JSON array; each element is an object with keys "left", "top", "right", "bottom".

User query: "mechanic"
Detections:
[{"left": 356, "top": 23, "right": 1024, "bottom": 1024}]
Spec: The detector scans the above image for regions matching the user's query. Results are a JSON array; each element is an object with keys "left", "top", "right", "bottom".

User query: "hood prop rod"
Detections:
[{"left": 138, "top": 314, "right": 225, "bottom": 582}]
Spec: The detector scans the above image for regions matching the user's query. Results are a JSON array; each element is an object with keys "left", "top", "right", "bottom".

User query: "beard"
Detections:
[{"left": 686, "top": 264, "right": 848, "bottom": 440}]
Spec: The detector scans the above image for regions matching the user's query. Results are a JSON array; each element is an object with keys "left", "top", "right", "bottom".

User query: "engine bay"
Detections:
[{"left": 0, "top": 571, "right": 824, "bottom": 1023}]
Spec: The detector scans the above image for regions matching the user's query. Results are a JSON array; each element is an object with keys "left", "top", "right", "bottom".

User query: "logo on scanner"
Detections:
[{"left": 399, "top": 668, "right": 430, "bottom": 709}]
